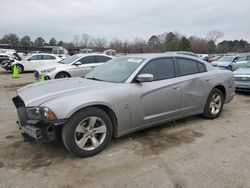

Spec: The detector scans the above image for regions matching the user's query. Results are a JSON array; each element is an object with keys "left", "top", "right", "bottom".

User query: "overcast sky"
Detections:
[{"left": 0, "top": 0, "right": 250, "bottom": 42}]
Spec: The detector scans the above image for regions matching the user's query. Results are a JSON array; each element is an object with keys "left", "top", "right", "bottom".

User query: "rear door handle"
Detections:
[{"left": 206, "top": 79, "right": 211, "bottom": 82}]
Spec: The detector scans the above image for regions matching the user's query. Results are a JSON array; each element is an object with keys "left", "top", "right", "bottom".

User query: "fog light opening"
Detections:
[{"left": 47, "top": 126, "right": 54, "bottom": 133}]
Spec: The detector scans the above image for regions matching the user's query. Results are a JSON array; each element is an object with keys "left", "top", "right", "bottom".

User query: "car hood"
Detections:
[
  {"left": 233, "top": 67, "right": 250, "bottom": 75},
  {"left": 36, "top": 63, "right": 68, "bottom": 71},
  {"left": 17, "top": 78, "right": 116, "bottom": 106}
]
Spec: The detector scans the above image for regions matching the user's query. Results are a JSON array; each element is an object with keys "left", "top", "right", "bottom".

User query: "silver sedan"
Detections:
[{"left": 13, "top": 54, "right": 235, "bottom": 157}]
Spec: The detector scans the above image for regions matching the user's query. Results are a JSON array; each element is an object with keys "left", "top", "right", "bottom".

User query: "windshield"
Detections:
[
  {"left": 58, "top": 54, "right": 80, "bottom": 64},
  {"left": 85, "top": 57, "right": 144, "bottom": 83},
  {"left": 218, "top": 56, "right": 235, "bottom": 62}
]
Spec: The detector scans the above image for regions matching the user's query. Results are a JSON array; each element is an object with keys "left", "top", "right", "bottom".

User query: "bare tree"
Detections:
[
  {"left": 81, "top": 33, "right": 91, "bottom": 48},
  {"left": 73, "top": 35, "right": 80, "bottom": 47},
  {"left": 206, "top": 30, "right": 224, "bottom": 43},
  {"left": 93, "top": 38, "right": 107, "bottom": 50}
]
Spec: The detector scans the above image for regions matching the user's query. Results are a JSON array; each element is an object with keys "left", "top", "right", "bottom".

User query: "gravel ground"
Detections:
[{"left": 0, "top": 69, "right": 250, "bottom": 188}]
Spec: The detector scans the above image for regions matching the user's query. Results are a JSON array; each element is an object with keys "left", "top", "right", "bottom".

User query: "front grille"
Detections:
[
  {"left": 12, "top": 96, "right": 25, "bottom": 108},
  {"left": 235, "top": 77, "right": 250, "bottom": 81}
]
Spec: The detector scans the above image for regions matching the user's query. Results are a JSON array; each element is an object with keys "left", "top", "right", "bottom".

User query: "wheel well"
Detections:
[
  {"left": 72, "top": 105, "right": 118, "bottom": 137},
  {"left": 55, "top": 71, "right": 71, "bottom": 78},
  {"left": 15, "top": 64, "right": 24, "bottom": 69},
  {"left": 214, "top": 85, "right": 226, "bottom": 99}
]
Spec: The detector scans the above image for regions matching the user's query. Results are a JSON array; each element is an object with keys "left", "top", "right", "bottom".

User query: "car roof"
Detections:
[
  {"left": 120, "top": 53, "right": 202, "bottom": 61},
  {"left": 30, "top": 53, "right": 56, "bottom": 56},
  {"left": 74, "top": 53, "right": 113, "bottom": 58}
]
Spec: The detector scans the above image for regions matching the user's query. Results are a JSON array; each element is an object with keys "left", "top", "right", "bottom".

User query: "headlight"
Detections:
[
  {"left": 40, "top": 68, "right": 56, "bottom": 73},
  {"left": 26, "top": 107, "right": 57, "bottom": 121}
]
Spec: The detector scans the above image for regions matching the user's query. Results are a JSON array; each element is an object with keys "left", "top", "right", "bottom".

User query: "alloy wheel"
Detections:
[
  {"left": 74, "top": 116, "right": 107, "bottom": 151},
  {"left": 209, "top": 93, "right": 222, "bottom": 115}
]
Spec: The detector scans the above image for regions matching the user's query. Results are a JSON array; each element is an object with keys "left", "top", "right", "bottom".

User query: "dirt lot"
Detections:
[{"left": 0, "top": 69, "right": 250, "bottom": 188}]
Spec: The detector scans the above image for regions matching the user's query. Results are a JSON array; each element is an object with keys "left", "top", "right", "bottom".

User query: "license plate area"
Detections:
[{"left": 22, "top": 125, "right": 42, "bottom": 139}]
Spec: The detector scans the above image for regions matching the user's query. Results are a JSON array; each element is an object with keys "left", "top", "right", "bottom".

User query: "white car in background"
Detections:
[
  {"left": 12, "top": 53, "right": 62, "bottom": 73},
  {"left": 34, "top": 53, "right": 113, "bottom": 80}
]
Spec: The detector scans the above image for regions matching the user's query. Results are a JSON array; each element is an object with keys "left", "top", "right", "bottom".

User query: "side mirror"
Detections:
[
  {"left": 74, "top": 61, "right": 82, "bottom": 66},
  {"left": 136, "top": 74, "right": 154, "bottom": 82}
]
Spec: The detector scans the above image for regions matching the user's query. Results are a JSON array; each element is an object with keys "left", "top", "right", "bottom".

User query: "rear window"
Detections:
[
  {"left": 96, "top": 56, "right": 111, "bottom": 63},
  {"left": 176, "top": 58, "right": 199, "bottom": 76},
  {"left": 197, "top": 62, "right": 206, "bottom": 72},
  {"left": 81, "top": 56, "right": 96, "bottom": 64}
]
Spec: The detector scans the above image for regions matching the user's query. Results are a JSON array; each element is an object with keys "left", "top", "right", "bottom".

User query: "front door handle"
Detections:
[{"left": 173, "top": 85, "right": 180, "bottom": 90}]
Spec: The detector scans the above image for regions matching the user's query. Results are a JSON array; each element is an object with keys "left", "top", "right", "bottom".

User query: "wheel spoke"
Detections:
[
  {"left": 211, "top": 106, "right": 215, "bottom": 114},
  {"left": 76, "top": 125, "right": 86, "bottom": 133},
  {"left": 94, "top": 125, "right": 107, "bottom": 134},
  {"left": 214, "top": 96, "right": 221, "bottom": 103},
  {"left": 77, "top": 135, "right": 89, "bottom": 148},
  {"left": 215, "top": 104, "right": 221, "bottom": 109},
  {"left": 88, "top": 117, "right": 97, "bottom": 128},
  {"left": 90, "top": 136, "right": 100, "bottom": 149}
]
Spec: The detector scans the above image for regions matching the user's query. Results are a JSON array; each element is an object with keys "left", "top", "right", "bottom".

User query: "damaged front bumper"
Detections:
[{"left": 13, "top": 96, "right": 65, "bottom": 143}]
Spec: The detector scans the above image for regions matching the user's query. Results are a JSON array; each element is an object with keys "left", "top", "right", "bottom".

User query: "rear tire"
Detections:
[
  {"left": 203, "top": 88, "right": 224, "bottom": 119},
  {"left": 62, "top": 107, "right": 113, "bottom": 157},
  {"left": 55, "top": 72, "right": 71, "bottom": 79}
]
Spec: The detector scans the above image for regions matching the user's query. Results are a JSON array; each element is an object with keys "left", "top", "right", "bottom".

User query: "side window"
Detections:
[
  {"left": 197, "top": 62, "right": 206, "bottom": 73},
  {"left": 28, "top": 55, "right": 42, "bottom": 61},
  {"left": 139, "top": 58, "right": 175, "bottom": 81},
  {"left": 96, "top": 56, "right": 111, "bottom": 63},
  {"left": 176, "top": 58, "right": 199, "bottom": 76},
  {"left": 80, "top": 56, "right": 96, "bottom": 64},
  {"left": 42, "top": 55, "right": 56, "bottom": 60}
]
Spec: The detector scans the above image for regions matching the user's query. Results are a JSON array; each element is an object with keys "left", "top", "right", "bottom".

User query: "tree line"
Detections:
[{"left": 1, "top": 31, "right": 250, "bottom": 54}]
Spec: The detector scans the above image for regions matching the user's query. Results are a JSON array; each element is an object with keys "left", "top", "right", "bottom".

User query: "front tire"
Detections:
[
  {"left": 203, "top": 88, "right": 224, "bottom": 119},
  {"left": 55, "top": 72, "right": 71, "bottom": 79},
  {"left": 14, "top": 64, "right": 24, "bottom": 73},
  {"left": 62, "top": 107, "right": 113, "bottom": 157}
]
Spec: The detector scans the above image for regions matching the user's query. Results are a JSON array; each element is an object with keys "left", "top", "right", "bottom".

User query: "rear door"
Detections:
[
  {"left": 175, "top": 57, "right": 213, "bottom": 116},
  {"left": 130, "top": 58, "right": 182, "bottom": 128}
]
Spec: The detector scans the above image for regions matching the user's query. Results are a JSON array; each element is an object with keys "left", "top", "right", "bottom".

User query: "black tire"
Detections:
[
  {"left": 55, "top": 72, "right": 71, "bottom": 79},
  {"left": 14, "top": 64, "right": 24, "bottom": 73},
  {"left": 228, "top": 65, "right": 232, "bottom": 71},
  {"left": 203, "top": 88, "right": 224, "bottom": 119},
  {"left": 62, "top": 107, "right": 113, "bottom": 157}
]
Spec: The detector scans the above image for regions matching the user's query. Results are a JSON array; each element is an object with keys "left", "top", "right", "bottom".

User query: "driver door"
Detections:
[
  {"left": 24, "top": 54, "right": 43, "bottom": 71},
  {"left": 129, "top": 58, "right": 181, "bottom": 128}
]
